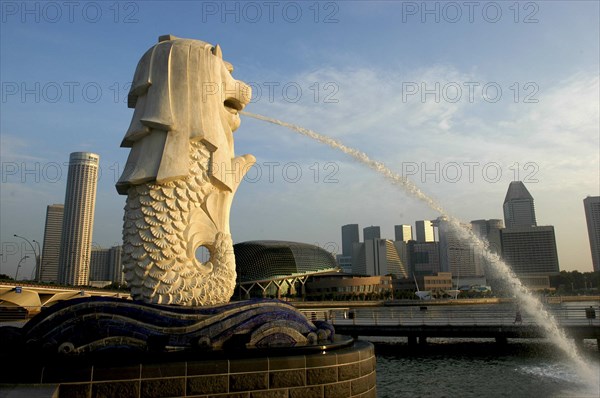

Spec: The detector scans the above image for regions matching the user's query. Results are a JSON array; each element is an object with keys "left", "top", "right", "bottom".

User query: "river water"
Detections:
[
  {"left": 348, "top": 301, "right": 600, "bottom": 398},
  {"left": 373, "top": 337, "right": 598, "bottom": 398}
]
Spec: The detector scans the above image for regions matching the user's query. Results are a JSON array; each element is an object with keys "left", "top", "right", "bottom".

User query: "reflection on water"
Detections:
[{"left": 373, "top": 339, "right": 599, "bottom": 398}]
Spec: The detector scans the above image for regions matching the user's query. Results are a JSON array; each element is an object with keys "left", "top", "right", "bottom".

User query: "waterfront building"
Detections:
[
  {"left": 583, "top": 196, "right": 600, "bottom": 272},
  {"left": 415, "top": 220, "right": 435, "bottom": 242},
  {"left": 423, "top": 272, "right": 453, "bottom": 295},
  {"left": 58, "top": 152, "right": 100, "bottom": 286},
  {"left": 39, "top": 204, "right": 64, "bottom": 283},
  {"left": 304, "top": 273, "right": 392, "bottom": 300},
  {"left": 500, "top": 225, "right": 559, "bottom": 289},
  {"left": 233, "top": 240, "right": 338, "bottom": 298},
  {"left": 503, "top": 181, "right": 537, "bottom": 228}
]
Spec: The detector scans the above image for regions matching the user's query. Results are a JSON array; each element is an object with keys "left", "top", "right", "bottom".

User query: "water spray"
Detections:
[{"left": 241, "top": 111, "right": 599, "bottom": 389}]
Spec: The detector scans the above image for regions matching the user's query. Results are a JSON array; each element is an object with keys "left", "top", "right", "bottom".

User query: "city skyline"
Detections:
[
  {"left": 1, "top": 179, "right": 596, "bottom": 280},
  {"left": 1, "top": 2, "right": 598, "bottom": 277}
]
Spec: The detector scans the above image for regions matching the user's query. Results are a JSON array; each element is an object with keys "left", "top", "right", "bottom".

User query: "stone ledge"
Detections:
[{"left": 1, "top": 340, "right": 376, "bottom": 398}]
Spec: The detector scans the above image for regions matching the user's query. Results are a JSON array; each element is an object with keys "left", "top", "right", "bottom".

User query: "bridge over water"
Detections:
[
  {"left": 0, "top": 282, "right": 129, "bottom": 319},
  {"left": 300, "top": 305, "right": 600, "bottom": 347}
]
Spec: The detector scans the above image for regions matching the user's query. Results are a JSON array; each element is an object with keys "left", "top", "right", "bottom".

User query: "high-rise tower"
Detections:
[
  {"left": 471, "top": 219, "right": 503, "bottom": 254},
  {"left": 341, "top": 224, "right": 359, "bottom": 257},
  {"left": 415, "top": 220, "right": 435, "bottom": 242},
  {"left": 503, "top": 181, "right": 537, "bottom": 228},
  {"left": 58, "top": 152, "right": 99, "bottom": 285},
  {"left": 339, "top": 224, "right": 360, "bottom": 273},
  {"left": 500, "top": 226, "right": 559, "bottom": 275},
  {"left": 394, "top": 225, "right": 413, "bottom": 242},
  {"left": 363, "top": 226, "right": 381, "bottom": 241},
  {"left": 436, "top": 217, "right": 483, "bottom": 277},
  {"left": 39, "top": 204, "right": 64, "bottom": 283},
  {"left": 584, "top": 196, "right": 600, "bottom": 272}
]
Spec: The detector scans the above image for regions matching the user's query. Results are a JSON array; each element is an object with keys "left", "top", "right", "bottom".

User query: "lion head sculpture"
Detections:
[{"left": 117, "top": 34, "right": 253, "bottom": 194}]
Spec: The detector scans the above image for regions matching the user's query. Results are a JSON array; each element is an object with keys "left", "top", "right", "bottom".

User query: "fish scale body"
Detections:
[{"left": 122, "top": 141, "right": 236, "bottom": 306}]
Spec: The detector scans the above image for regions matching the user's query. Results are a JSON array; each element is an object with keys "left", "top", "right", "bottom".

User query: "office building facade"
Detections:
[
  {"left": 471, "top": 219, "right": 504, "bottom": 254},
  {"left": 470, "top": 219, "right": 504, "bottom": 280},
  {"left": 415, "top": 220, "right": 435, "bottom": 242},
  {"left": 584, "top": 196, "right": 600, "bottom": 272},
  {"left": 503, "top": 181, "right": 537, "bottom": 228},
  {"left": 436, "top": 218, "right": 483, "bottom": 278},
  {"left": 39, "top": 204, "right": 64, "bottom": 283},
  {"left": 500, "top": 225, "right": 559, "bottom": 288},
  {"left": 339, "top": 224, "right": 359, "bottom": 272},
  {"left": 407, "top": 241, "right": 440, "bottom": 276},
  {"left": 90, "top": 248, "right": 110, "bottom": 282},
  {"left": 341, "top": 224, "right": 359, "bottom": 257},
  {"left": 363, "top": 226, "right": 381, "bottom": 241},
  {"left": 352, "top": 239, "right": 409, "bottom": 279},
  {"left": 90, "top": 246, "right": 124, "bottom": 284},
  {"left": 58, "top": 152, "right": 100, "bottom": 286},
  {"left": 394, "top": 224, "right": 412, "bottom": 242}
]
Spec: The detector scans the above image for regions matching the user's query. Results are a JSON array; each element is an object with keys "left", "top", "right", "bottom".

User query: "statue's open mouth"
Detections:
[{"left": 224, "top": 98, "right": 243, "bottom": 114}]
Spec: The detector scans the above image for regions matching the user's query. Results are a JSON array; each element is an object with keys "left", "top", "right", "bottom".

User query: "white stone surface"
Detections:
[{"left": 117, "top": 36, "right": 254, "bottom": 306}]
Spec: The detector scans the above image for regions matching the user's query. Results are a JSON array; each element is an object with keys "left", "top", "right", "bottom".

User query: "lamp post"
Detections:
[
  {"left": 15, "top": 255, "right": 29, "bottom": 281},
  {"left": 13, "top": 234, "right": 40, "bottom": 282}
]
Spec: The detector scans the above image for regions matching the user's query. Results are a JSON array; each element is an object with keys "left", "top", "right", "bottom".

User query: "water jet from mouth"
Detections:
[{"left": 241, "top": 110, "right": 599, "bottom": 391}]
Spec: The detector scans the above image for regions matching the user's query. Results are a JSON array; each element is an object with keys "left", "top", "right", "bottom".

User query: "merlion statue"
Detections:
[{"left": 116, "top": 35, "right": 255, "bottom": 306}]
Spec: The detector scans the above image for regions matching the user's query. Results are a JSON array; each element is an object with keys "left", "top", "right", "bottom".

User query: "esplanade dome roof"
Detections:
[{"left": 234, "top": 241, "right": 338, "bottom": 283}]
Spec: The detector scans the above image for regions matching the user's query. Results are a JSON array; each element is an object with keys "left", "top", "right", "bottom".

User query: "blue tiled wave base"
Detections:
[{"left": 4, "top": 297, "right": 335, "bottom": 356}]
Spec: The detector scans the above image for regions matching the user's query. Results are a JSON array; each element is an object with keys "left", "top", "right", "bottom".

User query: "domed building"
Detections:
[{"left": 233, "top": 241, "right": 339, "bottom": 299}]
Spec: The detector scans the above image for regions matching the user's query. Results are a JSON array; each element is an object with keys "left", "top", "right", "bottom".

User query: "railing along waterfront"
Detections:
[{"left": 300, "top": 306, "right": 600, "bottom": 328}]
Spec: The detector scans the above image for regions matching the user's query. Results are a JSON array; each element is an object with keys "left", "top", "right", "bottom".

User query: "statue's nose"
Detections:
[{"left": 236, "top": 81, "right": 252, "bottom": 106}]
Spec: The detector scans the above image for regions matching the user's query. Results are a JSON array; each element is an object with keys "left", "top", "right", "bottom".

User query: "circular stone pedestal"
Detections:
[{"left": 0, "top": 339, "right": 376, "bottom": 398}]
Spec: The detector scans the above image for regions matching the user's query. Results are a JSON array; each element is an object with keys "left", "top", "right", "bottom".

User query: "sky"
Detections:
[{"left": 1, "top": 1, "right": 599, "bottom": 279}]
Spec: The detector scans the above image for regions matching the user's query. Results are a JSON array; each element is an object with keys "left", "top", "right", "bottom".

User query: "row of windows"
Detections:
[
  {"left": 310, "top": 284, "right": 387, "bottom": 293},
  {"left": 425, "top": 279, "right": 451, "bottom": 285}
]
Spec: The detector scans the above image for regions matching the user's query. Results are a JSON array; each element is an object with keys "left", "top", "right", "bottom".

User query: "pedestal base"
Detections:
[{"left": 0, "top": 339, "right": 376, "bottom": 398}]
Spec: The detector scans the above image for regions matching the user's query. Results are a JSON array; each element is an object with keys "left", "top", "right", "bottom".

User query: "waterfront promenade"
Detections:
[
  {"left": 298, "top": 303, "right": 600, "bottom": 346},
  {"left": 1, "top": 281, "right": 598, "bottom": 347}
]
